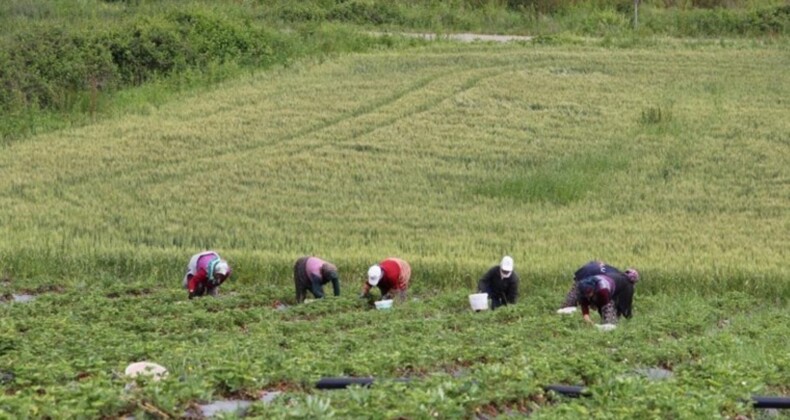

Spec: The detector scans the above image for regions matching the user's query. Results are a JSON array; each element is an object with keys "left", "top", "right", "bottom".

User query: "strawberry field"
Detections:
[{"left": 1, "top": 34, "right": 788, "bottom": 418}]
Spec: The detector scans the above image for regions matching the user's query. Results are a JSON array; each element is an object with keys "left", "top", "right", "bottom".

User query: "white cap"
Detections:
[
  {"left": 500, "top": 256, "right": 514, "bottom": 273},
  {"left": 214, "top": 260, "right": 230, "bottom": 277},
  {"left": 367, "top": 265, "right": 382, "bottom": 286}
]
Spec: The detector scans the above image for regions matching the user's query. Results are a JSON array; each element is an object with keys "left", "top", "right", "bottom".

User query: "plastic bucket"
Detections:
[
  {"left": 469, "top": 293, "right": 489, "bottom": 311},
  {"left": 374, "top": 299, "right": 393, "bottom": 310},
  {"left": 125, "top": 362, "right": 167, "bottom": 381}
]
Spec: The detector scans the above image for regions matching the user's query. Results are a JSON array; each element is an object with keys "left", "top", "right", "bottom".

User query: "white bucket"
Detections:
[
  {"left": 374, "top": 299, "right": 393, "bottom": 310},
  {"left": 469, "top": 293, "right": 489, "bottom": 311},
  {"left": 595, "top": 323, "right": 617, "bottom": 332},
  {"left": 124, "top": 362, "right": 168, "bottom": 381}
]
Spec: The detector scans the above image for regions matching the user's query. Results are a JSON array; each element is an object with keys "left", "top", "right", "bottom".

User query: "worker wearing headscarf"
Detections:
[
  {"left": 477, "top": 256, "right": 519, "bottom": 310},
  {"left": 293, "top": 256, "right": 340, "bottom": 303},
  {"left": 361, "top": 258, "right": 411, "bottom": 302},
  {"left": 576, "top": 270, "right": 638, "bottom": 325},
  {"left": 558, "top": 260, "right": 639, "bottom": 310},
  {"left": 182, "top": 251, "right": 232, "bottom": 299}
]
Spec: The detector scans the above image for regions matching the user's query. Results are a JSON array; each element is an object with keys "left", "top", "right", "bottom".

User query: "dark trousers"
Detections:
[
  {"left": 612, "top": 279, "right": 634, "bottom": 319},
  {"left": 478, "top": 281, "right": 507, "bottom": 310}
]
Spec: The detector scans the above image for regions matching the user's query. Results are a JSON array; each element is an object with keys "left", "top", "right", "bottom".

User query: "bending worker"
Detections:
[
  {"left": 558, "top": 261, "right": 639, "bottom": 309},
  {"left": 183, "top": 250, "right": 231, "bottom": 299},
  {"left": 293, "top": 256, "right": 340, "bottom": 303},
  {"left": 577, "top": 271, "right": 638, "bottom": 325},
  {"left": 361, "top": 257, "right": 411, "bottom": 302},
  {"left": 477, "top": 256, "right": 519, "bottom": 310}
]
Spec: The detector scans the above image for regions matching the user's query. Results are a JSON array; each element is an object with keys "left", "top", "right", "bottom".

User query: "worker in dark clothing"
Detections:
[
  {"left": 477, "top": 256, "right": 519, "bottom": 310},
  {"left": 577, "top": 271, "right": 638, "bottom": 325},
  {"left": 293, "top": 256, "right": 340, "bottom": 303},
  {"left": 558, "top": 260, "right": 639, "bottom": 311}
]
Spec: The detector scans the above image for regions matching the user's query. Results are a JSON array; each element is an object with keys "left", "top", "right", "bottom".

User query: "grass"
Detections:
[
  {"left": 2, "top": 41, "right": 787, "bottom": 283},
  {"left": 0, "top": 39, "right": 788, "bottom": 417}
]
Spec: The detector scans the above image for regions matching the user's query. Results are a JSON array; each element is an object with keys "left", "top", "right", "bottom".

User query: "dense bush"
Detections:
[
  {"left": 0, "top": 10, "right": 285, "bottom": 114},
  {"left": 642, "top": 4, "right": 789, "bottom": 35},
  {"left": 0, "top": 27, "right": 116, "bottom": 112}
]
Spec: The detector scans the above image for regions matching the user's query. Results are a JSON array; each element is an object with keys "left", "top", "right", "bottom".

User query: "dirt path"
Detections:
[{"left": 369, "top": 32, "right": 533, "bottom": 43}]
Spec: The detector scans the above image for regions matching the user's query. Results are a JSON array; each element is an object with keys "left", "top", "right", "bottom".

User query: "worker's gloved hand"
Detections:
[{"left": 188, "top": 291, "right": 196, "bottom": 300}]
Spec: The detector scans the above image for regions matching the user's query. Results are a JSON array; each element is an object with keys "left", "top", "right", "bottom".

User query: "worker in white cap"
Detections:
[
  {"left": 476, "top": 256, "right": 519, "bottom": 309},
  {"left": 360, "top": 257, "right": 411, "bottom": 302},
  {"left": 182, "top": 251, "right": 232, "bottom": 299}
]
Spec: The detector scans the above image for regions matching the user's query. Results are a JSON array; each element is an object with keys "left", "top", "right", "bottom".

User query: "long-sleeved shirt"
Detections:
[
  {"left": 305, "top": 257, "right": 326, "bottom": 278},
  {"left": 477, "top": 265, "right": 519, "bottom": 309},
  {"left": 579, "top": 275, "right": 616, "bottom": 317},
  {"left": 185, "top": 252, "right": 231, "bottom": 294},
  {"left": 362, "top": 258, "right": 410, "bottom": 297},
  {"left": 574, "top": 261, "right": 624, "bottom": 282},
  {"left": 562, "top": 261, "right": 628, "bottom": 308},
  {"left": 294, "top": 256, "right": 340, "bottom": 302}
]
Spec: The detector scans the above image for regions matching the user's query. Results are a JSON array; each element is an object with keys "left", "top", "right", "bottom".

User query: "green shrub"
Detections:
[
  {"left": 642, "top": 4, "right": 789, "bottom": 36},
  {"left": 276, "top": 2, "right": 328, "bottom": 23},
  {"left": 107, "top": 16, "right": 185, "bottom": 85},
  {"left": 0, "top": 26, "right": 116, "bottom": 112},
  {"left": 745, "top": 4, "right": 789, "bottom": 34},
  {"left": 327, "top": 0, "right": 404, "bottom": 25},
  {"left": 639, "top": 105, "right": 671, "bottom": 125}
]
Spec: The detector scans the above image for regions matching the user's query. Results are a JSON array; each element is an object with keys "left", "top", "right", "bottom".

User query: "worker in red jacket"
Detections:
[
  {"left": 182, "top": 251, "right": 232, "bottom": 299},
  {"left": 361, "top": 257, "right": 411, "bottom": 302}
]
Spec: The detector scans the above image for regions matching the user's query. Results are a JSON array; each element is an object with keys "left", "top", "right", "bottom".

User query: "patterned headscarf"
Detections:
[
  {"left": 207, "top": 258, "right": 229, "bottom": 285},
  {"left": 578, "top": 277, "right": 599, "bottom": 299}
]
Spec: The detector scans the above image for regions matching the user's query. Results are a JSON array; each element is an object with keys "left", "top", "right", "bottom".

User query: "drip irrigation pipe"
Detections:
[
  {"left": 316, "top": 378, "right": 789, "bottom": 409},
  {"left": 543, "top": 385, "right": 790, "bottom": 409},
  {"left": 315, "top": 377, "right": 409, "bottom": 389}
]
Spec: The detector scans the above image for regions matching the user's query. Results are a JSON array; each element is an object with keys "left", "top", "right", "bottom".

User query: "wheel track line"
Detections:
[{"left": 22, "top": 66, "right": 512, "bottom": 202}]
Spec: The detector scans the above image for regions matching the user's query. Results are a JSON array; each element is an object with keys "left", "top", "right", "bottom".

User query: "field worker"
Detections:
[
  {"left": 558, "top": 260, "right": 638, "bottom": 311},
  {"left": 293, "top": 256, "right": 340, "bottom": 303},
  {"left": 477, "top": 256, "right": 519, "bottom": 310},
  {"left": 361, "top": 258, "right": 411, "bottom": 302},
  {"left": 576, "top": 268, "right": 640, "bottom": 325},
  {"left": 182, "top": 251, "right": 232, "bottom": 299}
]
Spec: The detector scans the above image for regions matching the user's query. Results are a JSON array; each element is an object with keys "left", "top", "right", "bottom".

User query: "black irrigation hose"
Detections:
[
  {"left": 749, "top": 397, "right": 790, "bottom": 409},
  {"left": 316, "top": 377, "right": 374, "bottom": 389},
  {"left": 316, "top": 378, "right": 790, "bottom": 409},
  {"left": 543, "top": 384, "right": 590, "bottom": 398},
  {"left": 543, "top": 385, "right": 790, "bottom": 410},
  {"left": 315, "top": 377, "right": 409, "bottom": 389}
]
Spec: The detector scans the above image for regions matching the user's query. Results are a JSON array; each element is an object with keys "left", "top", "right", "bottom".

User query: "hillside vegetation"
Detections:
[{"left": 1, "top": 0, "right": 788, "bottom": 140}]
